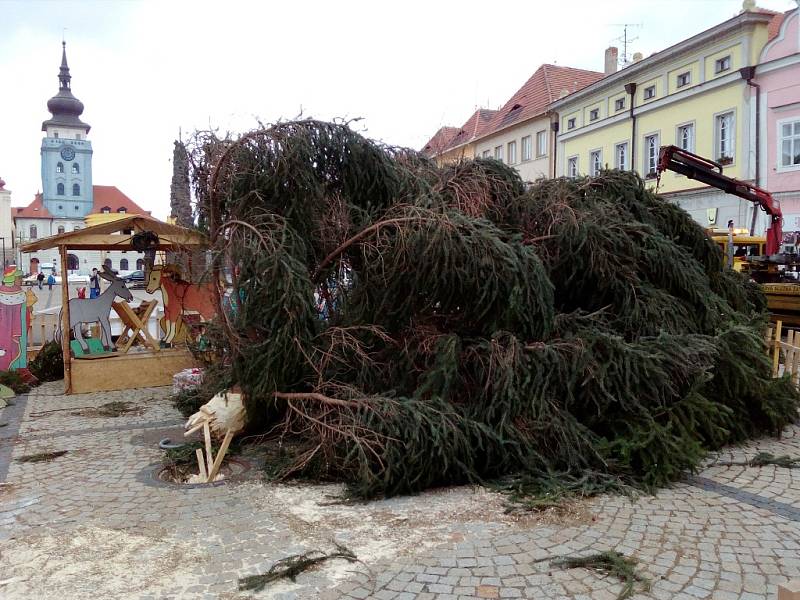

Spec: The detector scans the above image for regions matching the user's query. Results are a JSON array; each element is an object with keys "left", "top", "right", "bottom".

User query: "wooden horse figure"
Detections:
[
  {"left": 58, "top": 266, "right": 133, "bottom": 353},
  {"left": 145, "top": 265, "right": 217, "bottom": 344}
]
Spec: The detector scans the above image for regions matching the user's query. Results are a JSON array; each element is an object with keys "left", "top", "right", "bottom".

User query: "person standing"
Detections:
[
  {"left": 47, "top": 273, "right": 55, "bottom": 291},
  {"left": 36, "top": 272, "right": 44, "bottom": 290},
  {"left": 89, "top": 268, "right": 101, "bottom": 299}
]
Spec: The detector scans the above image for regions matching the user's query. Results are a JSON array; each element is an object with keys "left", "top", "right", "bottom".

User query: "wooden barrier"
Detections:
[{"left": 766, "top": 320, "right": 800, "bottom": 384}]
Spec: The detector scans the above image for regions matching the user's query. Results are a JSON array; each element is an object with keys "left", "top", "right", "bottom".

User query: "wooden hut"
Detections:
[{"left": 21, "top": 215, "right": 208, "bottom": 394}]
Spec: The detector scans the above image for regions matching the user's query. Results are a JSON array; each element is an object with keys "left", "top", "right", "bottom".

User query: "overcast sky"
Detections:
[{"left": 1, "top": 0, "right": 795, "bottom": 218}]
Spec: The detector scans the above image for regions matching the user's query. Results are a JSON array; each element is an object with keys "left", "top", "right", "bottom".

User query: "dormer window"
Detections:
[
  {"left": 509, "top": 103, "right": 522, "bottom": 112},
  {"left": 56, "top": 162, "right": 64, "bottom": 174},
  {"left": 72, "top": 163, "right": 79, "bottom": 174},
  {"left": 101, "top": 206, "right": 111, "bottom": 214},
  {"left": 117, "top": 207, "right": 127, "bottom": 214}
]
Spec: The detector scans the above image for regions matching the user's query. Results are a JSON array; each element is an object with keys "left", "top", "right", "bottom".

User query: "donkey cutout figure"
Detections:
[
  {"left": 146, "top": 265, "right": 216, "bottom": 344},
  {"left": 58, "top": 267, "right": 133, "bottom": 353}
]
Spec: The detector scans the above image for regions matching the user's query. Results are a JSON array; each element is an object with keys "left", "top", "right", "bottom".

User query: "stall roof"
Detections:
[{"left": 21, "top": 214, "right": 206, "bottom": 252}]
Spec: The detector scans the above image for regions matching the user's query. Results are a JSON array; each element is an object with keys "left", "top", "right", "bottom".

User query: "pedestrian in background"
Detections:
[
  {"left": 36, "top": 272, "right": 44, "bottom": 289},
  {"left": 89, "top": 268, "right": 101, "bottom": 299},
  {"left": 47, "top": 273, "right": 55, "bottom": 290}
]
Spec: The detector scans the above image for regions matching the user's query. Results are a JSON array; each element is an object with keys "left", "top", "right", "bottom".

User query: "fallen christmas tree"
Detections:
[{"left": 187, "top": 119, "right": 799, "bottom": 501}]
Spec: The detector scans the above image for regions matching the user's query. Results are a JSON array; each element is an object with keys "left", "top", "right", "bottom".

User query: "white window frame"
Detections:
[
  {"left": 589, "top": 149, "right": 602, "bottom": 176},
  {"left": 714, "top": 109, "right": 736, "bottom": 163},
  {"left": 567, "top": 156, "right": 578, "bottom": 178},
  {"left": 614, "top": 142, "right": 628, "bottom": 170},
  {"left": 481, "top": 149, "right": 491, "bottom": 158},
  {"left": 715, "top": 55, "right": 731, "bottom": 74},
  {"left": 643, "top": 133, "right": 660, "bottom": 177},
  {"left": 643, "top": 85, "right": 656, "bottom": 100},
  {"left": 676, "top": 122, "right": 695, "bottom": 153},
  {"left": 567, "top": 117, "right": 576, "bottom": 130},
  {"left": 536, "top": 130, "right": 547, "bottom": 157},
  {"left": 494, "top": 145, "right": 503, "bottom": 162},
  {"left": 676, "top": 71, "right": 691, "bottom": 88},
  {"left": 507, "top": 140, "right": 517, "bottom": 165},
  {"left": 614, "top": 97, "right": 625, "bottom": 112},
  {"left": 589, "top": 108, "right": 600, "bottom": 122},
  {"left": 521, "top": 135, "right": 532, "bottom": 162},
  {"left": 777, "top": 117, "right": 800, "bottom": 172}
]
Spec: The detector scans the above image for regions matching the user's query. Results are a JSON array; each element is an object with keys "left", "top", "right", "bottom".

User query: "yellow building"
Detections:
[{"left": 550, "top": 7, "right": 781, "bottom": 231}]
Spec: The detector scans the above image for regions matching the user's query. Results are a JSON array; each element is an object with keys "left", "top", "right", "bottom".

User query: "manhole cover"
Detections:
[{"left": 140, "top": 457, "right": 251, "bottom": 489}]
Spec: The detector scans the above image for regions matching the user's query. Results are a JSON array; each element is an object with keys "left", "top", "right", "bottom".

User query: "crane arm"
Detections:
[{"left": 656, "top": 145, "right": 783, "bottom": 255}]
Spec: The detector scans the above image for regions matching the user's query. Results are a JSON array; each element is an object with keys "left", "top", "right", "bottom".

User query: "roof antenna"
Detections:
[{"left": 62, "top": 27, "right": 67, "bottom": 44}]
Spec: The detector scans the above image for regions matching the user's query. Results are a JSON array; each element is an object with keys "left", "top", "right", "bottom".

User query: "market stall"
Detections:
[{"left": 21, "top": 214, "right": 209, "bottom": 394}]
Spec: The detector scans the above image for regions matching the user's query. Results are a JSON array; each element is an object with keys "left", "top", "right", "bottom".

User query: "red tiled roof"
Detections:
[
  {"left": 421, "top": 126, "right": 459, "bottom": 156},
  {"left": 13, "top": 185, "right": 150, "bottom": 219},
  {"left": 445, "top": 109, "right": 498, "bottom": 151},
  {"left": 483, "top": 64, "right": 603, "bottom": 137},
  {"left": 767, "top": 10, "right": 789, "bottom": 42}
]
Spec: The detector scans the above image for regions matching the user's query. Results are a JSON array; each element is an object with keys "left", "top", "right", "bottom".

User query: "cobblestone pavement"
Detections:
[{"left": 1, "top": 383, "right": 799, "bottom": 599}]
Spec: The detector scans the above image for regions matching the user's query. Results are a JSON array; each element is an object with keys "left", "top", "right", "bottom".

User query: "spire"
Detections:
[
  {"left": 42, "top": 41, "right": 89, "bottom": 133},
  {"left": 59, "top": 41, "right": 71, "bottom": 91}
]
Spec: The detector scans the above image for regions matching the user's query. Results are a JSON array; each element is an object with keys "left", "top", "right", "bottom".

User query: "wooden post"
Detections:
[
  {"left": 207, "top": 429, "right": 234, "bottom": 482},
  {"left": 59, "top": 245, "right": 72, "bottom": 394},
  {"left": 786, "top": 331, "right": 795, "bottom": 378},
  {"left": 773, "top": 320, "right": 783, "bottom": 377}
]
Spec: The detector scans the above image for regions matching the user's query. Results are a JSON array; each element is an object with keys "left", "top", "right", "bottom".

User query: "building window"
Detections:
[
  {"left": 120, "top": 258, "right": 129, "bottom": 270},
  {"left": 615, "top": 98, "right": 625, "bottom": 112},
  {"left": 780, "top": 119, "right": 800, "bottom": 169},
  {"left": 117, "top": 207, "right": 127, "bottom": 213},
  {"left": 53, "top": 132, "right": 59, "bottom": 138},
  {"left": 29, "top": 225, "right": 37, "bottom": 240},
  {"left": 643, "top": 85, "right": 656, "bottom": 100},
  {"left": 677, "top": 123, "right": 694, "bottom": 153},
  {"left": 521, "top": 135, "right": 532, "bottom": 161},
  {"left": 615, "top": 142, "right": 628, "bottom": 170},
  {"left": 73, "top": 225, "right": 81, "bottom": 231},
  {"left": 71, "top": 163, "right": 79, "bottom": 174},
  {"left": 57, "top": 225, "right": 65, "bottom": 234},
  {"left": 507, "top": 141, "right": 517, "bottom": 164},
  {"left": 56, "top": 162, "right": 64, "bottom": 174},
  {"left": 676, "top": 71, "right": 691, "bottom": 88},
  {"left": 716, "top": 111, "right": 735, "bottom": 162},
  {"left": 101, "top": 206, "right": 111, "bottom": 213},
  {"left": 715, "top": 56, "right": 731, "bottom": 74},
  {"left": 494, "top": 145, "right": 503, "bottom": 162},
  {"left": 481, "top": 150, "right": 491, "bottom": 158},
  {"left": 74, "top": 205, "right": 79, "bottom": 211},
  {"left": 567, "top": 117, "right": 576, "bottom": 130},
  {"left": 57, "top": 205, "right": 63, "bottom": 210},
  {"left": 72, "top": 183, "right": 80, "bottom": 196},
  {"left": 536, "top": 131, "right": 547, "bottom": 157},
  {"left": 76, "top": 134, "right": 81, "bottom": 140},
  {"left": 136, "top": 258, "right": 145, "bottom": 270},
  {"left": 589, "top": 150, "right": 602, "bottom": 176},
  {"left": 567, "top": 156, "right": 578, "bottom": 178},
  {"left": 57, "top": 183, "right": 65, "bottom": 195},
  {"left": 589, "top": 108, "right": 600, "bottom": 122},
  {"left": 644, "top": 134, "right": 660, "bottom": 176}
]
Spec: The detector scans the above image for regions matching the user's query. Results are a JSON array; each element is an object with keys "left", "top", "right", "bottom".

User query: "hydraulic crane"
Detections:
[{"left": 656, "top": 145, "right": 783, "bottom": 255}]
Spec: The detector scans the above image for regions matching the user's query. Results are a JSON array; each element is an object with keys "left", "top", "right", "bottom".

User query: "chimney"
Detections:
[{"left": 604, "top": 46, "right": 619, "bottom": 75}]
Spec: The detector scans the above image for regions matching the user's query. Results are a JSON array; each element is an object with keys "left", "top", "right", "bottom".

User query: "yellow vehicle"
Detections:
[{"left": 708, "top": 229, "right": 766, "bottom": 272}]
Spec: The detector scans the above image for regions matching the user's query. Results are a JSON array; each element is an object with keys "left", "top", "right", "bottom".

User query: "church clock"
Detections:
[{"left": 60, "top": 145, "right": 76, "bottom": 161}]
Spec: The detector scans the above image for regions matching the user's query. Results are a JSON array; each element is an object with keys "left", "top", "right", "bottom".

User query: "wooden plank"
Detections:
[
  {"left": 69, "top": 348, "right": 195, "bottom": 394},
  {"left": 203, "top": 421, "right": 214, "bottom": 470},
  {"left": 59, "top": 245, "right": 72, "bottom": 395},
  {"left": 773, "top": 320, "right": 783, "bottom": 377},
  {"left": 195, "top": 448, "right": 208, "bottom": 480},
  {"left": 792, "top": 348, "right": 800, "bottom": 387},
  {"left": 786, "top": 331, "right": 795, "bottom": 378},
  {"left": 207, "top": 429, "right": 234, "bottom": 482}
]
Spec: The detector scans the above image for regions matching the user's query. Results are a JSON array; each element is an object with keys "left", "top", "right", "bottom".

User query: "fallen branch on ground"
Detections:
[
  {"left": 238, "top": 543, "right": 357, "bottom": 591},
  {"left": 552, "top": 551, "right": 650, "bottom": 600}
]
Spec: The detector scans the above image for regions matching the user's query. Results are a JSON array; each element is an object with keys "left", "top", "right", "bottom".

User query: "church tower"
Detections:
[{"left": 40, "top": 42, "right": 93, "bottom": 218}]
